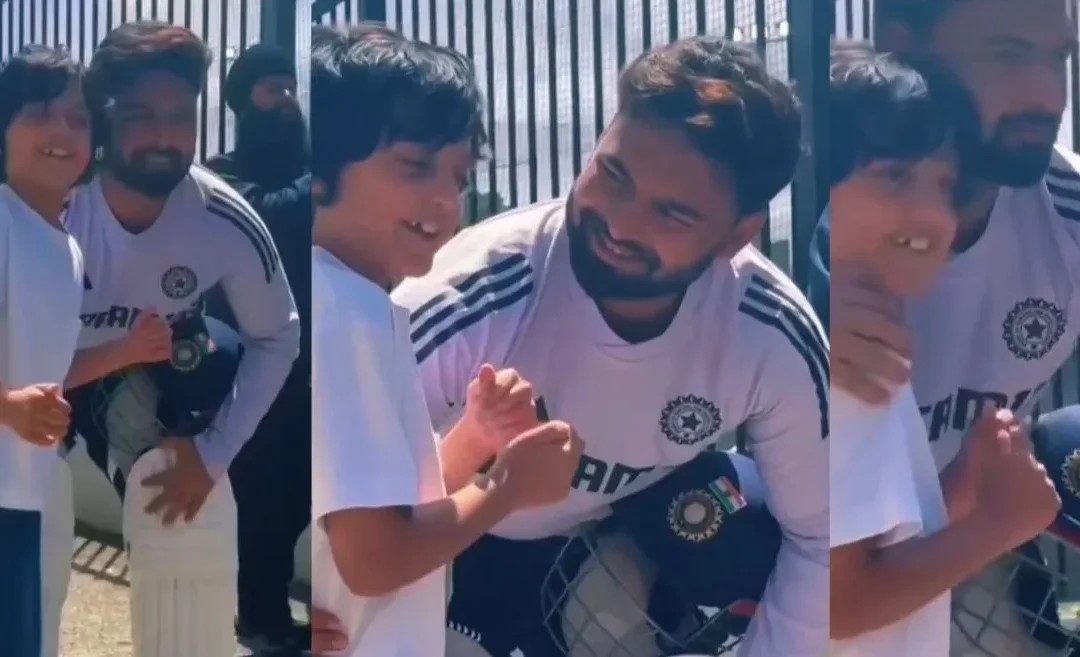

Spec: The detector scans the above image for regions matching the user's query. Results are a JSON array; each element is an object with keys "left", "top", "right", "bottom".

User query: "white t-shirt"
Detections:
[
  {"left": 66, "top": 167, "right": 300, "bottom": 478},
  {"left": 393, "top": 200, "right": 829, "bottom": 656},
  {"left": 830, "top": 385, "right": 950, "bottom": 657},
  {"left": 310, "top": 247, "right": 448, "bottom": 657},
  {"left": 0, "top": 185, "right": 84, "bottom": 511}
]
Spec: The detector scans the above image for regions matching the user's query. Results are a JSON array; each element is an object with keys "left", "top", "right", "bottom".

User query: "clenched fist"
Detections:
[
  {"left": 0, "top": 383, "right": 70, "bottom": 447},
  {"left": 121, "top": 310, "right": 173, "bottom": 366}
]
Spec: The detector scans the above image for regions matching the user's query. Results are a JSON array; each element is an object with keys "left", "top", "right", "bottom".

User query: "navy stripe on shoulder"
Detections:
[
  {"left": 409, "top": 253, "right": 534, "bottom": 363},
  {"left": 1048, "top": 166, "right": 1080, "bottom": 223},
  {"left": 206, "top": 190, "right": 279, "bottom": 282},
  {"left": 739, "top": 275, "right": 830, "bottom": 438}
]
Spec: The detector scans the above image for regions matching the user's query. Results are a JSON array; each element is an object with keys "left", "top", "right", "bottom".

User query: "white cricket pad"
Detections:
[
  {"left": 123, "top": 447, "right": 238, "bottom": 657},
  {"left": 42, "top": 457, "right": 74, "bottom": 657}
]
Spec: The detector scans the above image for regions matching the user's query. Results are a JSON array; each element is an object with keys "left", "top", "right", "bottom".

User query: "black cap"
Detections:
[{"left": 224, "top": 43, "right": 295, "bottom": 114}]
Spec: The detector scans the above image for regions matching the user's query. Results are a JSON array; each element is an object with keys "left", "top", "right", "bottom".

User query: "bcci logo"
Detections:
[
  {"left": 1002, "top": 298, "right": 1065, "bottom": 361},
  {"left": 667, "top": 489, "right": 723, "bottom": 542},
  {"left": 660, "top": 394, "right": 722, "bottom": 446},
  {"left": 1063, "top": 450, "right": 1080, "bottom": 498},
  {"left": 170, "top": 332, "right": 215, "bottom": 373},
  {"left": 161, "top": 265, "right": 198, "bottom": 300}
]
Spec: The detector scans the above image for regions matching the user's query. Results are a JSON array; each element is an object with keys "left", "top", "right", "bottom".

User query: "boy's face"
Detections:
[
  {"left": 830, "top": 153, "right": 958, "bottom": 298},
  {"left": 4, "top": 79, "right": 91, "bottom": 193},
  {"left": 330, "top": 140, "right": 474, "bottom": 284}
]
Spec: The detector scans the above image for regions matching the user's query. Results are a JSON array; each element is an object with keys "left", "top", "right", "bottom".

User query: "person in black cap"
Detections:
[{"left": 204, "top": 41, "right": 312, "bottom": 654}]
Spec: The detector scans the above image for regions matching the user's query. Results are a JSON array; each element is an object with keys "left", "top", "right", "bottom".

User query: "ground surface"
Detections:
[{"left": 60, "top": 527, "right": 309, "bottom": 657}]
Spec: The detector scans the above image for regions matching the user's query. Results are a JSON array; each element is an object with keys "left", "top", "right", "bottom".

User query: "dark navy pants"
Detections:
[{"left": 0, "top": 507, "right": 42, "bottom": 657}]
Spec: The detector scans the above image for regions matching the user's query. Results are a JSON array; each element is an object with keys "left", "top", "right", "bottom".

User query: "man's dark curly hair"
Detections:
[
  {"left": 617, "top": 36, "right": 802, "bottom": 216},
  {"left": 86, "top": 21, "right": 211, "bottom": 110}
]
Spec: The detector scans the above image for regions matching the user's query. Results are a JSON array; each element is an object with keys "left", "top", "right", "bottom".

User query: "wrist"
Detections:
[
  {"left": 455, "top": 414, "right": 496, "bottom": 460},
  {"left": 475, "top": 463, "right": 519, "bottom": 514},
  {"left": 108, "top": 337, "right": 136, "bottom": 369}
]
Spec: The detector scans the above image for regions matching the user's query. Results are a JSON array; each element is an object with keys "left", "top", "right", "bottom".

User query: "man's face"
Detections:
[
  {"left": 3, "top": 79, "right": 91, "bottom": 193},
  {"left": 242, "top": 74, "right": 306, "bottom": 153},
  {"left": 831, "top": 152, "right": 958, "bottom": 298},
  {"left": 567, "top": 115, "right": 763, "bottom": 301},
  {"left": 325, "top": 140, "right": 474, "bottom": 285},
  {"left": 904, "top": 0, "right": 1077, "bottom": 187},
  {"left": 102, "top": 71, "right": 198, "bottom": 197}
]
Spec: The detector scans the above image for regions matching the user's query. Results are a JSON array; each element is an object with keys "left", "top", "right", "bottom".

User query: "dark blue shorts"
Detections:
[{"left": 0, "top": 507, "right": 42, "bottom": 657}]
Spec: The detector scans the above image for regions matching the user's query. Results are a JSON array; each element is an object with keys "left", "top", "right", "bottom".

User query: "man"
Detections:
[
  {"left": 60, "top": 20, "right": 300, "bottom": 655},
  {"left": 0, "top": 44, "right": 90, "bottom": 657},
  {"left": 383, "top": 35, "right": 827, "bottom": 656},
  {"left": 815, "top": 0, "right": 1080, "bottom": 654},
  {"left": 824, "top": 41, "right": 1060, "bottom": 657},
  {"left": 205, "top": 42, "right": 312, "bottom": 653}
]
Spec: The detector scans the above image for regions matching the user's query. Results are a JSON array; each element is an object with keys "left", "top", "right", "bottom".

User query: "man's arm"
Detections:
[
  {"left": 65, "top": 340, "right": 129, "bottom": 390},
  {"left": 203, "top": 157, "right": 312, "bottom": 217},
  {"left": 196, "top": 201, "right": 300, "bottom": 480},
  {"left": 735, "top": 280, "right": 830, "bottom": 657}
]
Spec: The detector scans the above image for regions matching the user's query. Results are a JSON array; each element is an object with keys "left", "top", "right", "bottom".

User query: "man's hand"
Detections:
[
  {"left": 831, "top": 279, "right": 912, "bottom": 405},
  {"left": 310, "top": 606, "right": 348, "bottom": 655},
  {"left": 121, "top": 311, "right": 173, "bottom": 366},
  {"left": 462, "top": 364, "right": 539, "bottom": 454},
  {"left": 141, "top": 437, "right": 215, "bottom": 526},
  {"left": 0, "top": 384, "right": 70, "bottom": 447}
]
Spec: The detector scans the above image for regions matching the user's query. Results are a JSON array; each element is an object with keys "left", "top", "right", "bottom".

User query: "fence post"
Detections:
[
  {"left": 261, "top": 0, "right": 297, "bottom": 57},
  {"left": 361, "top": 0, "right": 388, "bottom": 21},
  {"left": 788, "top": 0, "right": 831, "bottom": 289}
]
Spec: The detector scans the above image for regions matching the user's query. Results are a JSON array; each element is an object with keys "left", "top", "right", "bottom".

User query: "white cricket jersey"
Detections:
[
  {"left": 906, "top": 145, "right": 1080, "bottom": 470},
  {"left": 392, "top": 200, "right": 830, "bottom": 655},
  {"left": 310, "top": 247, "right": 447, "bottom": 657},
  {"left": 65, "top": 167, "right": 300, "bottom": 478},
  {"left": 830, "top": 385, "right": 950, "bottom": 657},
  {"left": 0, "top": 185, "right": 84, "bottom": 511}
]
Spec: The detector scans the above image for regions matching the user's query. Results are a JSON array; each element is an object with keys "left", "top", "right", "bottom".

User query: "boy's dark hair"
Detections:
[
  {"left": 829, "top": 40, "right": 951, "bottom": 185},
  {"left": 310, "top": 23, "right": 487, "bottom": 206},
  {"left": 617, "top": 36, "right": 802, "bottom": 216},
  {"left": 0, "top": 45, "right": 84, "bottom": 184},
  {"left": 86, "top": 21, "right": 212, "bottom": 108}
]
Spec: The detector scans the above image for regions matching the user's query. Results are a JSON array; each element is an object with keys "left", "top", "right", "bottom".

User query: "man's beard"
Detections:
[
  {"left": 566, "top": 199, "right": 711, "bottom": 301},
  {"left": 916, "top": 58, "right": 1059, "bottom": 188},
  {"left": 102, "top": 147, "right": 190, "bottom": 199},
  {"left": 236, "top": 108, "right": 309, "bottom": 178}
]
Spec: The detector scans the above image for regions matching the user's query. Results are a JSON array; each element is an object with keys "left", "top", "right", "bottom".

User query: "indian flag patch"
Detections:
[{"left": 707, "top": 477, "right": 747, "bottom": 514}]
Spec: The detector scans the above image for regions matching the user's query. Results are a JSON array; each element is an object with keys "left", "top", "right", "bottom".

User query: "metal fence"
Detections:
[
  {"left": 313, "top": 0, "right": 826, "bottom": 286},
  {"left": 0, "top": 0, "right": 299, "bottom": 160}
]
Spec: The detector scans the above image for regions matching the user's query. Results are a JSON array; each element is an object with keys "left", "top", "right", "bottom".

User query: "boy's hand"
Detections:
[
  {"left": 310, "top": 606, "right": 348, "bottom": 655},
  {"left": 0, "top": 383, "right": 70, "bottom": 447},
  {"left": 489, "top": 420, "right": 583, "bottom": 510},
  {"left": 462, "top": 364, "right": 539, "bottom": 454},
  {"left": 971, "top": 409, "right": 1060, "bottom": 548}
]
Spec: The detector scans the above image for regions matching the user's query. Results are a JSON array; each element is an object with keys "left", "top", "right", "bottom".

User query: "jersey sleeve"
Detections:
[
  {"left": 311, "top": 304, "right": 421, "bottom": 522},
  {"left": 735, "top": 276, "right": 830, "bottom": 657},
  {"left": 830, "top": 389, "right": 923, "bottom": 548},
  {"left": 194, "top": 187, "right": 301, "bottom": 479},
  {"left": 1047, "top": 146, "right": 1080, "bottom": 291},
  {"left": 391, "top": 234, "right": 535, "bottom": 434}
]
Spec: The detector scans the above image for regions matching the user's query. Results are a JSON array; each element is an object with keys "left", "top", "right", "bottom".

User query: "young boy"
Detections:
[
  {"left": 827, "top": 41, "right": 1061, "bottom": 657},
  {"left": 309, "top": 25, "right": 583, "bottom": 656},
  {"left": 0, "top": 45, "right": 91, "bottom": 657}
]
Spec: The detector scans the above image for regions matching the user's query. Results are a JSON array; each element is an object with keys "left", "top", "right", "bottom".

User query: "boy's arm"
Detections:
[
  {"left": 830, "top": 514, "right": 1005, "bottom": 639},
  {"left": 314, "top": 312, "right": 514, "bottom": 597}
]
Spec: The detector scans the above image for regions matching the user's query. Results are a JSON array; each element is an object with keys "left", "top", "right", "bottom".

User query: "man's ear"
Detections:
[{"left": 716, "top": 213, "right": 766, "bottom": 259}]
